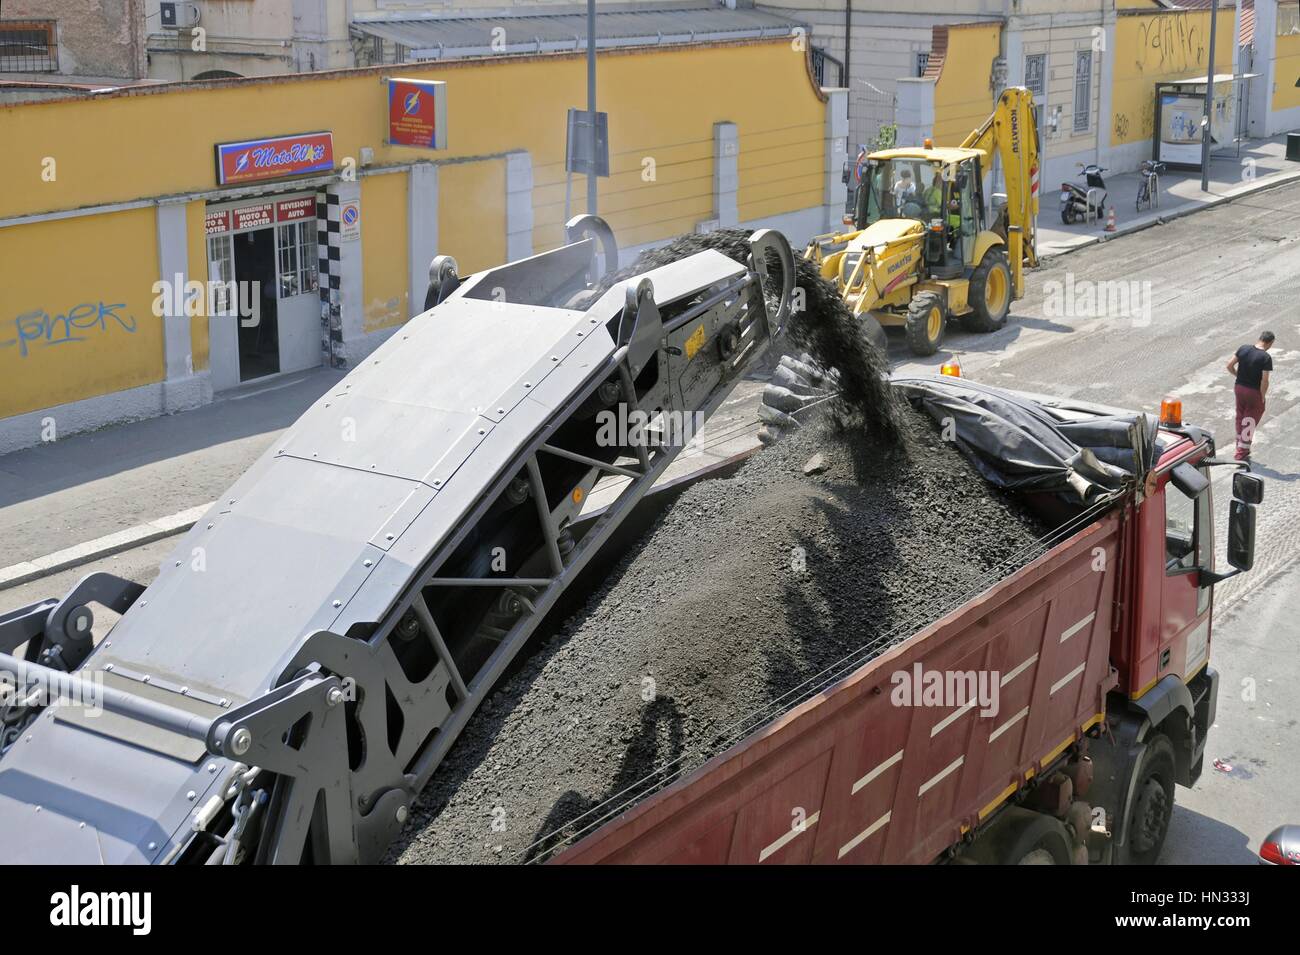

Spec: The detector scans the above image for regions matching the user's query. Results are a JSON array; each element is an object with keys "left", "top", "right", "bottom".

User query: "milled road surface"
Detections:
[{"left": 393, "top": 408, "right": 1043, "bottom": 864}]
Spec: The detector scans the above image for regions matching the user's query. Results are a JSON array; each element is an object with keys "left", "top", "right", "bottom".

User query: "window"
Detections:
[
  {"left": 0, "top": 19, "right": 57, "bottom": 72},
  {"left": 916, "top": 52, "right": 930, "bottom": 78},
  {"left": 1024, "top": 53, "right": 1046, "bottom": 99},
  {"left": 207, "top": 234, "right": 235, "bottom": 316},
  {"left": 1073, "top": 51, "right": 1092, "bottom": 133},
  {"left": 1280, "top": 4, "right": 1300, "bottom": 36},
  {"left": 276, "top": 220, "right": 318, "bottom": 299},
  {"left": 1165, "top": 484, "right": 1197, "bottom": 572}
]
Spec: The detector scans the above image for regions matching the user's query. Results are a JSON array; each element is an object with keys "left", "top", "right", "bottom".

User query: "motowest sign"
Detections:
[
  {"left": 214, "top": 131, "right": 334, "bottom": 186},
  {"left": 387, "top": 78, "right": 448, "bottom": 149}
]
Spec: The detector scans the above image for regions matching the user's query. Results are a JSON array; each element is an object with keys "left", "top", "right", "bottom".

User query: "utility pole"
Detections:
[
  {"left": 1200, "top": 0, "right": 1220, "bottom": 192},
  {"left": 587, "top": 0, "right": 598, "bottom": 215}
]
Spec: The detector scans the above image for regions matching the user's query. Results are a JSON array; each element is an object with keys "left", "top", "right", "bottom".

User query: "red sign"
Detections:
[
  {"left": 276, "top": 196, "right": 316, "bottom": 223},
  {"left": 387, "top": 79, "right": 446, "bottom": 149},
  {"left": 214, "top": 131, "right": 334, "bottom": 186},
  {"left": 204, "top": 209, "right": 230, "bottom": 235},
  {"left": 231, "top": 202, "right": 273, "bottom": 231}
]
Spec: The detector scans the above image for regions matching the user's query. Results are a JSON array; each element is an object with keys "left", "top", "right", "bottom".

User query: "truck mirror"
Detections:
[
  {"left": 1233, "top": 471, "right": 1264, "bottom": 504},
  {"left": 1226, "top": 499, "right": 1256, "bottom": 572},
  {"left": 1171, "top": 461, "right": 1209, "bottom": 498}
]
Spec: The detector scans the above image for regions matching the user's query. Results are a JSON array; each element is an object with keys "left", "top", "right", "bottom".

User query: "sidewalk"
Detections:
[
  {"left": 1037, "top": 133, "right": 1300, "bottom": 256},
  {"left": 0, "top": 368, "right": 343, "bottom": 585}
]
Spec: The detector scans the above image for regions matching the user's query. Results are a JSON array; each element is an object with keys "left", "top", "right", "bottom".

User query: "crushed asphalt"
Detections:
[{"left": 391, "top": 404, "right": 1046, "bottom": 864}]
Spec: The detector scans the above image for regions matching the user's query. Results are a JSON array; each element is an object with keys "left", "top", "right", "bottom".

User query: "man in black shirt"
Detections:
[{"left": 1226, "top": 331, "right": 1275, "bottom": 462}]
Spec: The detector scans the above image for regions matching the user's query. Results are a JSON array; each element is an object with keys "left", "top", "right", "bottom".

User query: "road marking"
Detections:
[
  {"left": 851, "top": 749, "right": 903, "bottom": 795},
  {"left": 1050, "top": 661, "right": 1087, "bottom": 696},
  {"left": 931, "top": 697, "right": 978, "bottom": 737},
  {"left": 837, "top": 811, "right": 891, "bottom": 860},
  {"left": 1059, "top": 611, "right": 1096, "bottom": 643},
  {"left": 988, "top": 706, "right": 1030, "bottom": 743},
  {"left": 1000, "top": 653, "right": 1038, "bottom": 686},
  {"left": 758, "top": 811, "right": 819, "bottom": 863},
  {"left": 918, "top": 756, "right": 964, "bottom": 797}
]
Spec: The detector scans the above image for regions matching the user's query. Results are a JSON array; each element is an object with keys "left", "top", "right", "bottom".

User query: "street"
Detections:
[{"left": 3, "top": 179, "right": 1300, "bottom": 864}]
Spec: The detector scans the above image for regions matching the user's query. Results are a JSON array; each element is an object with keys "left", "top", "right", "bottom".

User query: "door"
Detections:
[
  {"left": 206, "top": 232, "right": 240, "bottom": 392},
  {"left": 274, "top": 218, "right": 320, "bottom": 374},
  {"left": 234, "top": 227, "right": 280, "bottom": 382}
]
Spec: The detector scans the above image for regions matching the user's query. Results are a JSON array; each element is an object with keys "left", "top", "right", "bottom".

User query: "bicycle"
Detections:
[{"left": 1136, "top": 160, "right": 1165, "bottom": 213}]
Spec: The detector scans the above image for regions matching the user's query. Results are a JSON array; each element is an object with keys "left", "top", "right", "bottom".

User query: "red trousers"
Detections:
[{"left": 1234, "top": 384, "right": 1265, "bottom": 460}]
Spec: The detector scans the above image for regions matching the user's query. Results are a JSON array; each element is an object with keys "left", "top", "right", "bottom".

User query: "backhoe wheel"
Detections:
[
  {"left": 905, "top": 291, "right": 946, "bottom": 356},
  {"left": 963, "top": 249, "right": 1012, "bottom": 333},
  {"left": 1117, "top": 733, "right": 1176, "bottom": 865}
]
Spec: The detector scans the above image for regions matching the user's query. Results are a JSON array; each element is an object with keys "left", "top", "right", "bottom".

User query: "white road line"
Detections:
[
  {"left": 758, "top": 811, "right": 820, "bottom": 863},
  {"left": 918, "top": 756, "right": 964, "bottom": 797},
  {"left": 930, "top": 697, "right": 978, "bottom": 737},
  {"left": 837, "top": 811, "right": 892, "bottom": 860},
  {"left": 1059, "top": 612, "right": 1096, "bottom": 643},
  {"left": 851, "top": 749, "right": 903, "bottom": 795},
  {"left": 988, "top": 706, "right": 1030, "bottom": 742},
  {"left": 1000, "top": 653, "right": 1038, "bottom": 686},
  {"left": 1050, "top": 661, "right": 1088, "bottom": 696}
]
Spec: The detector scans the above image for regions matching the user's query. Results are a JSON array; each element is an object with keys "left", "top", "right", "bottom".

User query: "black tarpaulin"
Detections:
[{"left": 891, "top": 376, "right": 1158, "bottom": 502}]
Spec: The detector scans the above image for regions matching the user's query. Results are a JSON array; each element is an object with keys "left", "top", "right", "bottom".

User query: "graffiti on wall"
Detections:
[
  {"left": 1134, "top": 14, "right": 1207, "bottom": 76},
  {"left": 1114, "top": 100, "right": 1158, "bottom": 144},
  {"left": 0, "top": 302, "right": 137, "bottom": 358}
]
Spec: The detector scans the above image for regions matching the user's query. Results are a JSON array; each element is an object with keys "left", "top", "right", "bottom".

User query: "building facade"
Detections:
[{"left": 0, "top": 37, "right": 846, "bottom": 453}]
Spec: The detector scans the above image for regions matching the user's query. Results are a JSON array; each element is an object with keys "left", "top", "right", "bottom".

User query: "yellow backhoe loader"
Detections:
[{"left": 806, "top": 87, "right": 1040, "bottom": 356}]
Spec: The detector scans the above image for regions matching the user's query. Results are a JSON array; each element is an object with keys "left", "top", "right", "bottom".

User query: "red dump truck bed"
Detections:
[{"left": 557, "top": 506, "right": 1120, "bottom": 864}]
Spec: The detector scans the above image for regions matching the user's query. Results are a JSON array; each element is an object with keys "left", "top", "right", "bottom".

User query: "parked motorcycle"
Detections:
[{"left": 1060, "top": 164, "right": 1108, "bottom": 225}]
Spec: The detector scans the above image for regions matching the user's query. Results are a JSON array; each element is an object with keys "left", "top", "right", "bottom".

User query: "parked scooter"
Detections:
[{"left": 1060, "top": 164, "right": 1108, "bottom": 224}]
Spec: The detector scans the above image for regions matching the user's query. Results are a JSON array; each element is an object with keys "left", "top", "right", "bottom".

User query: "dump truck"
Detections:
[
  {"left": 0, "top": 221, "right": 1254, "bottom": 865},
  {"left": 806, "top": 87, "right": 1041, "bottom": 356},
  {"left": 548, "top": 380, "right": 1260, "bottom": 865}
]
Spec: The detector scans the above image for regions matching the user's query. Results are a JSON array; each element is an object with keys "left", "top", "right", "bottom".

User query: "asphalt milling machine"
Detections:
[{"left": 0, "top": 215, "right": 796, "bottom": 864}]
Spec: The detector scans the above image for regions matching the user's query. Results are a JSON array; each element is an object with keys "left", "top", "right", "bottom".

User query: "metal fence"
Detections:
[
  {"left": 811, "top": 47, "right": 844, "bottom": 88},
  {"left": 0, "top": 19, "right": 58, "bottom": 72}
]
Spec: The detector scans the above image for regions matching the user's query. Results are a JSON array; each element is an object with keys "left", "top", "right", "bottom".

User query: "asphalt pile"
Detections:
[{"left": 391, "top": 403, "right": 1046, "bottom": 865}]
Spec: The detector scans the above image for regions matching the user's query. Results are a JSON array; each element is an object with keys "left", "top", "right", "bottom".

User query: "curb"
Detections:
[
  {"left": 1040, "top": 166, "right": 1300, "bottom": 260},
  {"left": 0, "top": 503, "right": 211, "bottom": 593}
]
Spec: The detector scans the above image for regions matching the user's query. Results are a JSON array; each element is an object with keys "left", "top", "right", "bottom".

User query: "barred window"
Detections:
[
  {"left": 276, "top": 221, "right": 318, "bottom": 298},
  {"left": 1074, "top": 51, "right": 1092, "bottom": 133},
  {"left": 0, "top": 20, "right": 57, "bottom": 72}
]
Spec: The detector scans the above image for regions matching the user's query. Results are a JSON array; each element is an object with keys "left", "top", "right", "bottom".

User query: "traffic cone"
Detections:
[{"left": 1104, "top": 206, "right": 1117, "bottom": 233}]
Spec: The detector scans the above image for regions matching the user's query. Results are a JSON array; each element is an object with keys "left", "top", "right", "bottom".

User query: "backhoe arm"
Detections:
[{"left": 962, "top": 86, "right": 1040, "bottom": 298}]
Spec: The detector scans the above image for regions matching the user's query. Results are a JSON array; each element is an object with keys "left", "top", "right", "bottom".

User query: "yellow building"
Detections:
[{"left": 0, "top": 38, "right": 843, "bottom": 452}]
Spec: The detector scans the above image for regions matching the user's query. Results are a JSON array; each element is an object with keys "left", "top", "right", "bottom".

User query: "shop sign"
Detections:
[
  {"left": 215, "top": 131, "right": 334, "bottom": 186},
  {"left": 204, "top": 209, "right": 230, "bottom": 235},
  {"left": 231, "top": 202, "right": 274, "bottom": 231},
  {"left": 205, "top": 195, "right": 318, "bottom": 236},
  {"left": 387, "top": 79, "right": 447, "bottom": 150},
  {"left": 275, "top": 195, "right": 316, "bottom": 223}
]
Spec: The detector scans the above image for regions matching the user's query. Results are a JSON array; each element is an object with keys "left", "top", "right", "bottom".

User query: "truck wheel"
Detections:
[
  {"left": 962, "top": 250, "right": 1011, "bottom": 333},
  {"left": 959, "top": 807, "right": 1072, "bottom": 865},
  {"left": 1118, "top": 733, "right": 1176, "bottom": 865},
  {"left": 905, "top": 291, "right": 945, "bottom": 356}
]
